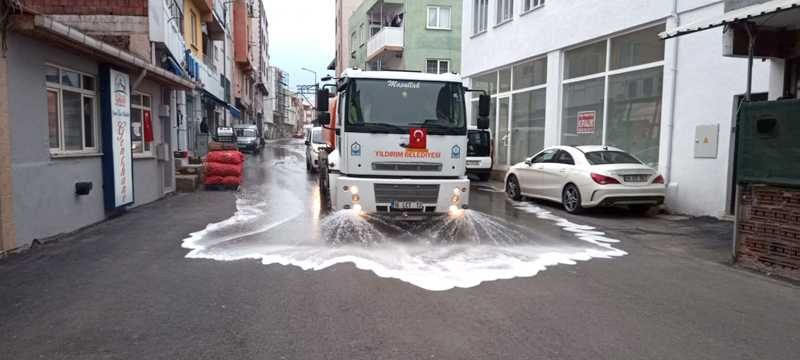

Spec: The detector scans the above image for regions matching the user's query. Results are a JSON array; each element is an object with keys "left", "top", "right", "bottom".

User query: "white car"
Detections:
[
  {"left": 504, "top": 145, "right": 666, "bottom": 214},
  {"left": 305, "top": 127, "right": 326, "bottom": 172}
]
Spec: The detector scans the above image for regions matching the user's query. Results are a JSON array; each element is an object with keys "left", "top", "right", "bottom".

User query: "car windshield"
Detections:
[
  {"left": 346, "top": 78, "right": 466, "bottom": 135},
  {"left": 584, "top": 150, "right": 642, "bottom": 165},
  {"left": 311, "top": 129, "right": 325, "bottom": 144},
  {"left": 467, "top": 130, "right": 490, "bottom": 157},
  {"left": 235, "top": 128, "right": 257, "bottom": 137}
]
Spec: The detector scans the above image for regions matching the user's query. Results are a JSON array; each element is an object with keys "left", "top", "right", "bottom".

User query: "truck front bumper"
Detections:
[{"left": 330, "top": 175, "right": 470, "bottom": 216}]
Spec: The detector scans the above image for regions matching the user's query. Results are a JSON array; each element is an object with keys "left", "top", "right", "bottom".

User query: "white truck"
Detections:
[{"left": 315, "top": 69, "right": 489, "bottom": 219}]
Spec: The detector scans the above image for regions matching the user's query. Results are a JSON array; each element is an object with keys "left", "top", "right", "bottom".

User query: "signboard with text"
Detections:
[
  {"left": 100, "top": 65, "right": 134, "bottom": 209},
  {"left": 576, "top": 111, "right": 596, "bottom": 135}
]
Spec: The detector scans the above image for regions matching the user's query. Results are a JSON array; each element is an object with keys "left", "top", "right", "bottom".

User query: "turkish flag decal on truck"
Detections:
[{"left": 409, "top": 128, "right": 427, "bottom": 149}]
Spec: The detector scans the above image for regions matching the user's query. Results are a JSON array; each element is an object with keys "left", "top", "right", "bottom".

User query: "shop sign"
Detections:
[
  {"left": 577, "top": 111, "right": 596, "bottom": 135},
  {"left": 101, "top": 66, "right": 134, "bottom": 209}
]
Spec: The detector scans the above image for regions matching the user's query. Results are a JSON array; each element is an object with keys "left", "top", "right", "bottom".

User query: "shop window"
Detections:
[
  {"left": 426, "top": 59, "right": 450, "bottom": 74},
  {"left": 561, "top": 77, "right": 605, "bottom": 146},
  {"left": 45, "top": 64, "right": 97, "bottom": 154},
  {"left": 610, "top": 25, "right": 666, "bottom": 70},
  {"left": 471, "top": 72, "right": 497, "bottom": 95},
  {"left": 511, "top": 89, "right": 546, "bottom": 164},
  {"left": 606, "top": 67, "right": 663, "bottom": 167},
  {"left": 131, "top": 93, "right": 153, "bottom": 156},
  {"left": 496, "top": 0, "right": 514, "bottom": 24},
  {"left": 427, "top": 6, "right": 451, "bottom": 30},
  {"left": 564, "top": 41, "right": 607, "bottom": 79},
  {"left": 473, "top": 0, "right": 488, "bottom": 34},
  {"left": 497, "top": 97, "right": 510, "bottom": 166},
  {"left": 513, "top": 57, "right": 547, "bottom": 90}
]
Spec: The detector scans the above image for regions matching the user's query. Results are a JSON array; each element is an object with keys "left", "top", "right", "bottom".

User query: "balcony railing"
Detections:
[
  {"left": 198, "top": 58, "right": 225, "bottom": 101},
  {"left": 367, "top": 26, "right": 404, "bottom": 61}
]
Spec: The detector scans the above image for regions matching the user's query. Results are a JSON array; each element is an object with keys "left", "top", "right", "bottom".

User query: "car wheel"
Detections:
[
  {"left": 506, "top": 175, "right": 522, "bottom": 201},
  {"left": 478, "top": 173, "right": 491, "bottom": 181},
  {"left": 306, "top": 158, "right": 312, "bottom": 172},
  {"left": 629, "top": 204, "right": 652, "bottom": 215},
  {"left": 562, "top": 184, "right": 585, "bottom": 214}
]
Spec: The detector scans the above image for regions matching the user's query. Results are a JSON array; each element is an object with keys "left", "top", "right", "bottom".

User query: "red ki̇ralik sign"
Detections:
[{"left": 576, "top": 111, "right": 596, "bottom": 135}]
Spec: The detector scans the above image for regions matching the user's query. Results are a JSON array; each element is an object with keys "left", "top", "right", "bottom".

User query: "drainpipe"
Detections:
[{"left": 663, "top": 0, "right": 679, "bottom": 186}]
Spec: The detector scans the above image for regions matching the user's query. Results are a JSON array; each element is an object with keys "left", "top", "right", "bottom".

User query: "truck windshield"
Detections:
[{"left": 346, "top": 79, "right": 466, "bottom": 135}]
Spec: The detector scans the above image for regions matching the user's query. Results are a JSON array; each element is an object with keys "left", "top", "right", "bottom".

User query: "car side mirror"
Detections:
[
  {"left": 524, "top": 159, "right": 532, "bottom": 166},
  {"left": 317, "top": 112, "right": 331, "bottom": 126}
]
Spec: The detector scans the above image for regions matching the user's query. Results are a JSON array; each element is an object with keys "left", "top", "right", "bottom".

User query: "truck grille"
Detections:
[
  {"left": 374, "top": 184, "right": 440, "bottom": 204},
  {"left": 372, "top": 162, "right": 443, "bottom": 172}
]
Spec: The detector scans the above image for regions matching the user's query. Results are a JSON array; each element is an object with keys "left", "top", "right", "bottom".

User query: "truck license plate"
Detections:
[
  {"left": 392, "top": 201, "right": 424, "bottom": 210},
  {"left": 466, "top": 160, "right": 480, "bottom": 166}
]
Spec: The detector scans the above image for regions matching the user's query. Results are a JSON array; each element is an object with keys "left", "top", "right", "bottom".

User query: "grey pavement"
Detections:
[{"left": 1, "top": 140, "right": 798, "bottom": 360}]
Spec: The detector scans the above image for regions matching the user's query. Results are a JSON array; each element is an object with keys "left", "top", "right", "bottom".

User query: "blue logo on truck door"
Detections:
[
  {"left": 451, "top": 145, "right": 461, "bottom": 159},
  {"left": 351, "top": 142, "right": 361, "bottom": 156}
]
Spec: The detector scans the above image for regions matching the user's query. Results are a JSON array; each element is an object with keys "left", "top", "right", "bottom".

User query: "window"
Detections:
[
  {"left": 513, "top": 58, "right": 547, "bottom": 90},
  {"left": 46, "top": 64, "right": 97, "bottom": 153},
  {"left": 130, "top": 93, "right": 152, "bottom": 155},
  {"left": 585, "top": 151, "right": 642, "bottom": 165},
  {"left": 523, "top": 0, "right": 545, "bottom": 12},
  {"left": 496, "top": 0, "right": 513, "bottom": 24},
  {"left": 360, "top": 23, "right": 365, "bottom": 45},
  {"left": 555, "top": 150, "right": 575, "bottom": 165},
  {"left": 473, "top": 0, "right": 488, "bottom": 34},
  {"left": 472, "top": 71, "right": 497, "bottom": 95},
  {"left": 511, "top": 89, "right": 546, "bottom": 164},
  {"left": 190, "top": 10, "right": 198, "bottom": 48},
  {"left": 531, "top": 149, "right": 556, "bottom": 163},
  {"left": 426, "top": 59, "right": 450, "bottom": 74},
  {"left": 427, "top": 6, "right": 451, "bottom": 29},
  {"left": 561, "top": 25, "right": 665, "bottom": 165}
]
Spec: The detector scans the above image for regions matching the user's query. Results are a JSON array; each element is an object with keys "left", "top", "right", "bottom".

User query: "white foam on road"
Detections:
[{"left": 181, "top": 196, "right": 627, "bottom": 291}]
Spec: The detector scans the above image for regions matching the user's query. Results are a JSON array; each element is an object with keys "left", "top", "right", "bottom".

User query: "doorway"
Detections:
[
  {"left": 161, "top": 115, "right": 174, "bottom": 194},
  {"left": 728, "top": 92, "right": 768, "bottom": 215}
]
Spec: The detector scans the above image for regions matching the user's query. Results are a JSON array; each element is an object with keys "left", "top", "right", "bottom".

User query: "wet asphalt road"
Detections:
[{"left": 1, "top": 140, "right": 799, "bottom": 359}]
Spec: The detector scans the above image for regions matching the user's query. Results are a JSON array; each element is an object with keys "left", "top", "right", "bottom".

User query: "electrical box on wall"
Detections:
[{"left": 694, "top": 124, "right": 720, "bottom": 158}]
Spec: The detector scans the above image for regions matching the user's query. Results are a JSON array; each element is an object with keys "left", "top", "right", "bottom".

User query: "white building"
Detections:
[{"left": 461, "top": 0, "right": 785, "bottom": 217}]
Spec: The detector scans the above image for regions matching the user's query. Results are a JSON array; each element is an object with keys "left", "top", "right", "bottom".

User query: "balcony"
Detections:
[
  {"left": 367, "top": 26, "right": 404, "bottom": 61},
  {"left": 198, "top": 59, "right": 225, "bottom": 102},
  {"left": 149, "top": 0, "right": 187, "bottom": 61}
]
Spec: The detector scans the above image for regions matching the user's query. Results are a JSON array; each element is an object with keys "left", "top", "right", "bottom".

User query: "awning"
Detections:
[
  {"left": 228, "top": 105, "right": 242, "bottom": 119},
  {"left": 14, "top": 15, "right": 196, "bottom": 90},
  {"left": 660, "top": 0, "right": 800, "bottom": 39}
]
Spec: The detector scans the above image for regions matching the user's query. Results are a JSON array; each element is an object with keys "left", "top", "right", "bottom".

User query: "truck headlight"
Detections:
[
  {"left": 451, "top": 194, "right": 460, "bottom": 204},
  {"left": 353, "top": 204, "right": 363, "bottom": 213},
  {"left": 349, "top": 185, "right": 359, "bottom": 194},
  {"left": 352, "top": 194, "right": 360, "bottom": 202}
]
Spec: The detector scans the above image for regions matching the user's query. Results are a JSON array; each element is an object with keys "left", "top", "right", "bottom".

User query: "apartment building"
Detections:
[
  {"left": 348, "top": 0, "right": 462, "bottom": 73},
  {"left": 460, "top": 0, "right": 787, "bottom": 217}
]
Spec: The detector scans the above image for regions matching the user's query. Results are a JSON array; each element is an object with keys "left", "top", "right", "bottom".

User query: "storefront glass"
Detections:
[
  {"left": 513, "top": 58, "right": 547, "bottom": 90},
  {"left": 610, "top": 25, "right": 665, "bottom": 70},
  {"left": 606, "top": 67, "right": 663, "bottom": 166},
  {"left": 472, "top": 72, "right": 497, "bottom": 95},
  {"left": 562, "top": 78, "right": 605, "bottom": 146},
  {"left": 497, "top": 97, "right": 510, "bottom": 166},
  {"left": 564, "top": 41, "right": 606, "bottom": 79},
  {"left": 498, "top": 68, "right": 512, "bottom": 92},
  {"left": 511, "top": 89, "right": 546, "bottom": 163}
]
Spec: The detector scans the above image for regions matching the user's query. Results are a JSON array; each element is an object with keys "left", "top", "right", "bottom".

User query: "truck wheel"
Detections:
[{"left": 506, "top": 175, "right": 522, "bottom": 201}]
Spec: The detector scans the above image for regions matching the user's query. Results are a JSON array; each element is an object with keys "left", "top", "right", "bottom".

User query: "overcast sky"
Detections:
[{"left": 263, "top": 0, "right": 335, "bottom": 95}]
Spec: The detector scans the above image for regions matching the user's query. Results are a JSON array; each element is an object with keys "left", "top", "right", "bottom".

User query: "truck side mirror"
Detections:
[
  {"left": 477, "top": 117, "right": 489, "bottom": 130},
  {"left": 317, "top": 112, "right": 331, "bottom": 126},
  {"left": 316, "top": 89, "right": 330, "bottom": 112},
  {"left": 478, "top": 94, "right": 490, "bottom": 117}
]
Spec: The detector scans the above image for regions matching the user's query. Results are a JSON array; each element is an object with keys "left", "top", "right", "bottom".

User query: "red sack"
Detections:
[
  {"left": 207, "top": 150, "right": 244, "bottom": 165},
  {"left": 204, "top": 175, "right": 224, "bottom": 185},
  {"left": 206, "top": 162, "right": 243, "bottom": 177},
  {"left": 221, "top": 176, "right": 241, "bottom": 186}
]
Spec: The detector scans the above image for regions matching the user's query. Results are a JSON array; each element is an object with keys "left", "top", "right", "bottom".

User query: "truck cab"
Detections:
[{"left": 316, "top": 69, "right": 489, "bottom": 218}]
